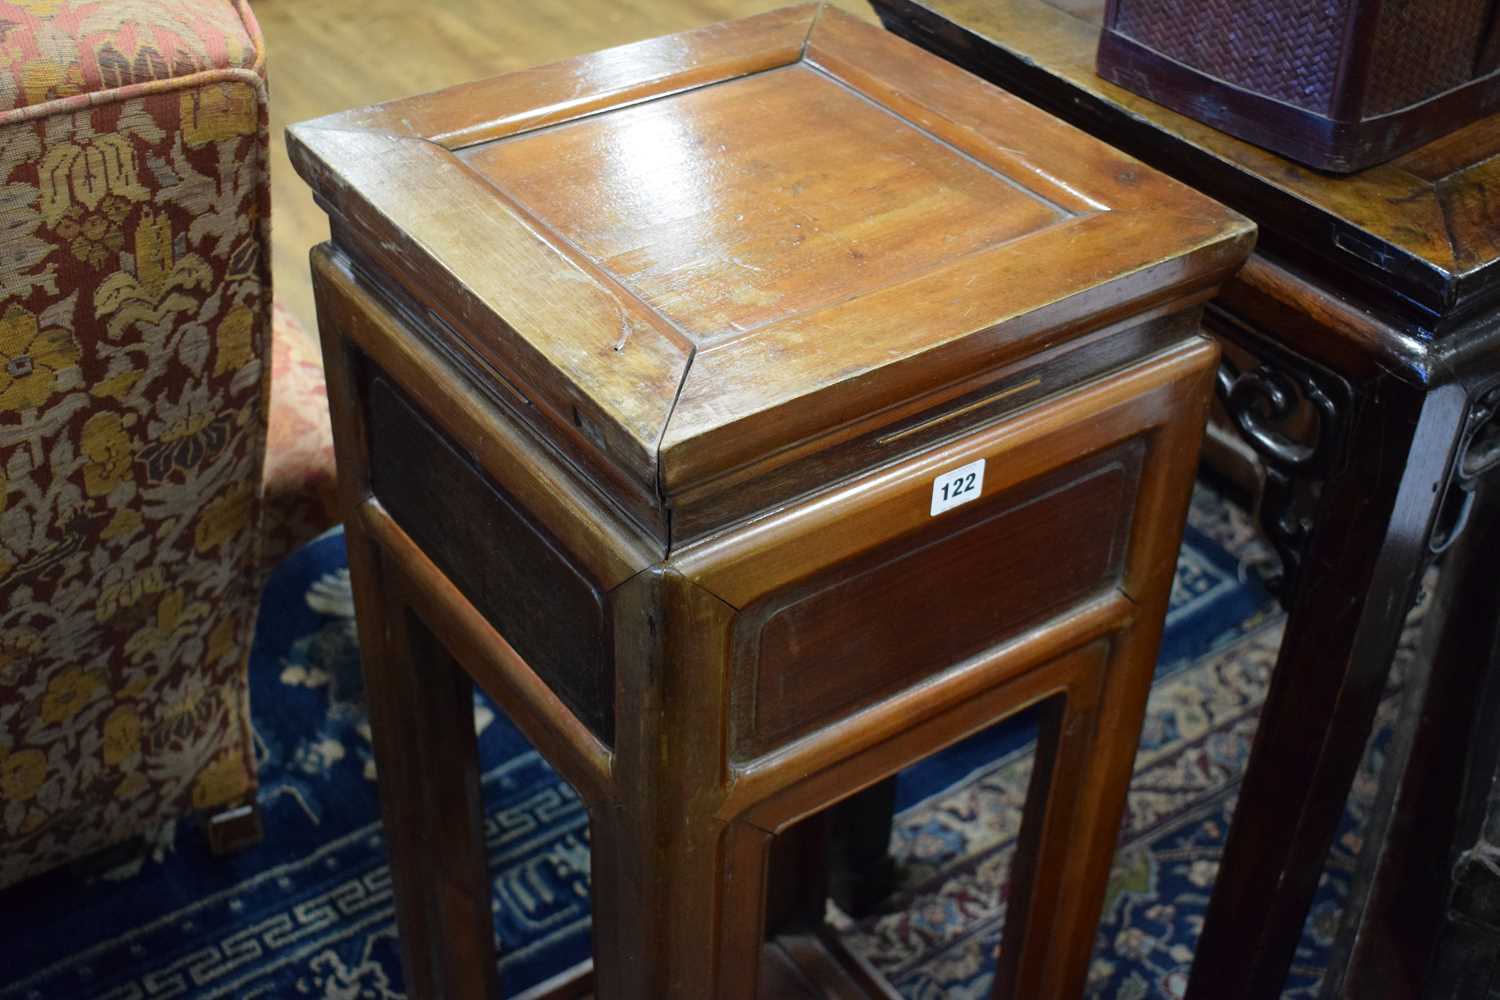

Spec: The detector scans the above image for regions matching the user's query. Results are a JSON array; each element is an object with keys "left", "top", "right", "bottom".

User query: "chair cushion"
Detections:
[
  {"left": 260, "top": 304, "right": 338, "bottom": 571},
  {"left": 0, "top": 0, "right": 261, "bottom": 115}
]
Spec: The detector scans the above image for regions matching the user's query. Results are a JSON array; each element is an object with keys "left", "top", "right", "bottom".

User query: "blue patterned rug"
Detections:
[{"left": 0, "top": 487, "right": 1407, "bottom": 999}]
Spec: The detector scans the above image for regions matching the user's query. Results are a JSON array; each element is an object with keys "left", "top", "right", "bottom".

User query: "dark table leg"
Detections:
[
  {"left": 1423, "top": 522, "right": 1500, "bottom": 999},
  {"left": 1187, "top": 374, "right": 1470, "bottom": 1000},
  {"left": 1322, "top": 391, "right": 1500, "bottom": 999},
  {"left": 1336, "top": 476, "right": 1500, "bottom": 998},
  {"left": 352, "top": 536, "right": 501, "bottom": 1000},
  {"left": 829, "top": 778, "right": 899, "bottom": 919}
]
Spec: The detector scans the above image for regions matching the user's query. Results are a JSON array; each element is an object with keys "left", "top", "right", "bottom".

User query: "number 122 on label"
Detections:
[{"left": 930, "top": 458, "right": 985, "bottom": 516}]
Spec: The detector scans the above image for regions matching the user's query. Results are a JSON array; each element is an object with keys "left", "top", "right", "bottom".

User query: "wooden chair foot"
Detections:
[{"left": 203, "top": 801, "right": 264, "bottom": 855}]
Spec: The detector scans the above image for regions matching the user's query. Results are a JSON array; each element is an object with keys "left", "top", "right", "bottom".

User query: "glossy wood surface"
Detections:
[
  {"left": 311, "top": 241, "right": 1224, "bottom": 999},
  {"left": 287, "top": 5, "right": 1252, "bottom": 515},
  {"left": 309, "top": 248, "right": 661, "bottom": 582},
  {"left": 258, "top": 0, "right": 880, "bottom": 338},
  {"left": 671, "top": 336, "right": 1215, "bottom": 605},
  {"left": 868, "top": 8, "right": 1500, "bottom": 999},
  {"left": 367, "top": 376, "right": 616, "bottom": 744},
  {"left": 462, "top": 64, "right": 1062, "bottom": 345},
  {"left": 873, "top": 0, "right": 1500, "bottom": 328},
  {"left": 666, "top": 305, "right": 1197, "bottom": 541},
  {"left": 735, "top": 447, "right": 1134, "bottom": 753},
  {"left": 292, "top": 8, "right": 1256, "bottom": 996}
]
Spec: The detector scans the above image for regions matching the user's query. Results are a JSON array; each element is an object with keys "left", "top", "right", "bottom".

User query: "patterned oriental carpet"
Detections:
[{"left": 0, "top": 487, "right": 1413, "bottom": 1000}]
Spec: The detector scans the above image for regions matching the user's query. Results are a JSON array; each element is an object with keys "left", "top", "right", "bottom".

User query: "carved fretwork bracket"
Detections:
[
  {"left": 1430, "top": 383, "right": 1500, "bottom": 555},
  {"left": 1204, "top": 305, "right": 1352, "bottom": 604}
]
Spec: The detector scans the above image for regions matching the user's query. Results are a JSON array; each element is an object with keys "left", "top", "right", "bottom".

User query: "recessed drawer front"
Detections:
[
  {"left": 364, "top": 370, "right": 615, "bottom": 746},
  {"left": 730, "top": 442, "right": 1141, "bottom": 758}
]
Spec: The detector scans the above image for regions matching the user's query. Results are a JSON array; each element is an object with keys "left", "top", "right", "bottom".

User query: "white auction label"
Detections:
[{"left": 930, "top": 458, "right": 985, "bottom": 516}]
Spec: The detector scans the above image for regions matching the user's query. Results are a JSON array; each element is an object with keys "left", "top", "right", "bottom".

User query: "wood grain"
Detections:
[
  {"left": 259, "top": 0, "right": 878, "bottom": 336},
  {"left": 871, "top": 0, "right": 1500, "bottom": 327},
  {"left": 368, "top": 375, "right": 616, "bottom": 745},
  {"left": 672, "top": 337, "right": 1218, "bottom": 607},
  {"left": 734, "top": 445, "right": 1136, "bottom": 753},
  {"left": 310, "top": 245, "right": 661, "bottom": 578},
  {"left": 288, "top": 5, "right": 1252, "bottom": 524},
  {"left": 297, "top": 9, "right": 1241, "bottom": 997},
  {"left": 462, "top": 64, "right": 1062, "bottom": 344},
  {"left": 330, "top": 326, "right": 1211, "bottom": 997},
  {"left": 869, "top": 8, "right": 1500, "bottom": 1000},
  {"left": 359, "top": 498, "right": 615, "bottom": 805}
]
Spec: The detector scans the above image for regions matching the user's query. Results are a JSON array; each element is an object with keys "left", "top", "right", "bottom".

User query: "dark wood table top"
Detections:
[{"left": 873, "top": 0, "right": 1500, "bottom": 338}]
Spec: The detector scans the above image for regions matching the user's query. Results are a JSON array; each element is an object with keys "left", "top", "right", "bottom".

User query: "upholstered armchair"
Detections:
[{"left": 0, "top": 0, "right": 336, "bottom": 889}]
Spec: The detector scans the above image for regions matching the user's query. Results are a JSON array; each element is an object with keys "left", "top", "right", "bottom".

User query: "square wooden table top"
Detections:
[{"left": 289, "top": 4, "right": 1251, "bottom": 503}]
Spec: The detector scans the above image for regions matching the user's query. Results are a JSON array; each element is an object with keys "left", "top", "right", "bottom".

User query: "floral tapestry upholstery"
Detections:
[
  {"left": 263, "top": 304, "right": 337, "bottom": 572},
  {"left": 0, "top": 0, "right": 259, "bottom": 113},
  {"left": 0, "top": 0, "right": 332, "bottom": 889}
]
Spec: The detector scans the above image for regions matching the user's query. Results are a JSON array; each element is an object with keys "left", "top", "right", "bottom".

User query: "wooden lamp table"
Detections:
[
  {"left": 870, "top": 1, "right": 1500, "bottom": 996},
  {"left": 289, "top": 7, "right": 1253, "bottom": 997}
]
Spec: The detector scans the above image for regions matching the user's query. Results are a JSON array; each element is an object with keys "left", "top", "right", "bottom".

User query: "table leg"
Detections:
[
  {"left": 829, "top": 780, "right": 897, "bottom": 919},
  {"left": 1188, "top": 378, "right": 1470, "bottom": 999},
  {"left": 993, "top": 692, "right": 1098, "bottom": 999},
  {"left": 594, "top": 570, "right": 765, "bottom": 1000},
  {"left": 356, "top": 544, "right": 501, "bottom": 1000},
  {"left": 1320, "top": 387, "right": 1500, "bottom": 998},
  {"left": 1328, "top": 474, "right": 1500, "bottom": 998},
  {"left": 589, "top": 808, "right": 770, "bottom": 999},
  {"left": 317, "top": 266, "right": 500, "bottom": 998},
  {"left": 769, "top": 813, "right": 836, "bottom": 932},
  {"left": 1422, "top": 516, "right": 1500, "bottom": 998}
]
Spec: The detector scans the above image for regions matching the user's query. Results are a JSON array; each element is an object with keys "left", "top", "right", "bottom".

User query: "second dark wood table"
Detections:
[{"left": 870, "top": 0, "right": 1500, "bottom": 996}]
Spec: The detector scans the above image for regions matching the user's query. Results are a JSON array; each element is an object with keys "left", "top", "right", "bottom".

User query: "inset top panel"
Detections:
[{"left": 461, "top": 64, "right": 1064, "bottom": 344}]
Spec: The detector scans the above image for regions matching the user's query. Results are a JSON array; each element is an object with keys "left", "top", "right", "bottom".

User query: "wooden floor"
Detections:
[{"left": 255, "top": 0, "right": 875, "bottom": 336}]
